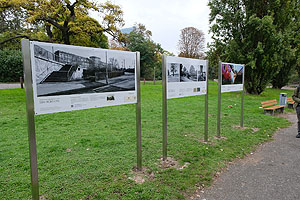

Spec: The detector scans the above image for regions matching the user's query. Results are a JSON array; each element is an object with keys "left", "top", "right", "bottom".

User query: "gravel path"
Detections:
[
  {"left": 192, "top": 113, "right": 300, "bottom": 200},
  {"left": 0, "top": 83, "right": 21, "bottom": 89}
]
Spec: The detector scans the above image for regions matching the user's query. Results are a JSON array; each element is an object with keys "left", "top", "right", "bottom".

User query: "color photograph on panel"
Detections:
[
  {"left": 222, "top": 63, "right": 244, "bottom": 85},
  {"left": 221, "top": 62, "right": 244, "bottom": 93}
]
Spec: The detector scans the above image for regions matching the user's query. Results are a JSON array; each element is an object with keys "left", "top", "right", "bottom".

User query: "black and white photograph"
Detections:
[
  {"left": 197, "top": 65, "right": 206, "bottom": 82},
  {"left": 167, "top": 63, "right": 180, "bottom": 82},
  {"left": 180, "top": 64, "right": 206, "bottom": 82},
  {"left": 165, "top": 55, "right": 207, "bottom": 99},
  {"left": 33, "top": 43, "right": 136, "bottom": 97}
]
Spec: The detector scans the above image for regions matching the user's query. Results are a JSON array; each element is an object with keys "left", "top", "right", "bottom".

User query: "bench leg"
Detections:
[
  {"left": 264, "top": 110, "right": 273, "bottom": 115},
  {"left": 274, "top": 107, "right": 284, "bottom": 114},
  {"left": 277, "top": 107, "right": 284, "bottom": 114}
]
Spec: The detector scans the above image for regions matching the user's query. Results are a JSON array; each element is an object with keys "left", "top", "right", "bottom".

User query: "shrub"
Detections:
[{"left": 0, "top": 50, "right": 23, "bottom": 82}]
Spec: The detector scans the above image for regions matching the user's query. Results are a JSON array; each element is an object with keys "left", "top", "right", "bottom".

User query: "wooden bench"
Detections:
[
  {"left": 287, "top": 97, "right": 294, "bottom": 109},
  {"left": 261, "top": 99, "right": 284, "bottom": 115}
]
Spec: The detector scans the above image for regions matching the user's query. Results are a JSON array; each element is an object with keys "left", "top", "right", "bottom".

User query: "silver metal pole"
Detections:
[
  {"left": 241, "top": 87, "right": 244, "bottom": 127},
  {"left": 162, "top": 55, "right": 167, "bottom": 161},
  {"left": 21, "top": 39, "right": 39, "bottom": 200},
  {"left": 136, "top": 52, "right": 142, "bottom": 171},
  {"left": 217, "top": 62, "right": 222, "bottom": 137},
  {"left": 240, "top": 65, "right": 245, "bottom": 128},
  {"left": 204, "top": 60, "right": 209, "bottom": 142}
]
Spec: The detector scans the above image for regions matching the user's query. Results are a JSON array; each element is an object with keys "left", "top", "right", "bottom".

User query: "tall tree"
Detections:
[
  {"left": 271, "top": 0, "right": 300, "bottom": 88},
  {"left": 125, "top": 23, "right": 164, "bottom": 79},
  {"left": 177, "top": 27, "right": 205, "bottom": 59},
  {"left": 208, "top": 0, "right": 299, "bottom": 94},
  {"left": 206, "top": 40, "right": 223, "bottom": 80},
  {"left": 0, "top": 7, "right": 27, "bottom": 49},
  {"left": 0, "top": 0, "right": 124, "bottom": 48}
]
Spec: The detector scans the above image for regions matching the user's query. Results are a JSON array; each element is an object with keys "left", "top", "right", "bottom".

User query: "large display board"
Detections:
[
  {"left": 166, "top": 56, "right": 208, "bottom": 99},
  {"left": 217, "top": 61, "right": 245, "bottom": 137},
  {"left": 162, "top": 55, "right": 209, "bottom": 160},
  {"left": 23, "top": 40, "right": 142, "bottom": 199},
  {"left": 30, "top": 41, "right": 137, "bottom": 115},
  {"left": 221, "top": 62, "right": 244, "bottom": 93}
]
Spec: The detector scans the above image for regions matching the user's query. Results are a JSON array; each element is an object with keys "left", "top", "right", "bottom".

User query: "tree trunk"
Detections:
[
  {"left": 153, "top": 67, "right": 156, "bottom": 85},
  {"left": 62, "top": 28, "right": 70, "bottom": 45},
  {"left": 45, "top": 25, "right": 53, "bottom": 42}
]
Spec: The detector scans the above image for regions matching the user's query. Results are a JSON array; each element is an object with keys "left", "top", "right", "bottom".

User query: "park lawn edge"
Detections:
[{"left": 0, "top": 81, "right": 294, "bottom": 199}]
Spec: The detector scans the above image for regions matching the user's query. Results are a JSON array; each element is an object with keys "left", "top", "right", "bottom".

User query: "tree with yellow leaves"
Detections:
[{"left": 0, "top": 0, "right": 124, "bottom": 48}]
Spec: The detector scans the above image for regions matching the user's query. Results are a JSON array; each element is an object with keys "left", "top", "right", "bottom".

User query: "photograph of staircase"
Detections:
[
  {"left": 42, "top": 64, "right": 77, "bottom": 82},
  {"left": 33, "top": 43, "right": 136, "bottom": 97}
]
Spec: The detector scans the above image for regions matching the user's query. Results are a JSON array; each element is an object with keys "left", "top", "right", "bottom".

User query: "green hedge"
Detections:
[{"left": 0, "top": 50, "right": 23, "bottom": 82}]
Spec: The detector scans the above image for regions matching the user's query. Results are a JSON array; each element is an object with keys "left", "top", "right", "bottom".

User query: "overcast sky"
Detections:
[{"left": 95, "top": 0, "right": 212, "bottom": 55}]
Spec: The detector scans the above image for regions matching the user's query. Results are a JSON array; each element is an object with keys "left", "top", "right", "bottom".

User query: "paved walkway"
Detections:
[
  {"left": 0, "top": 83, "right": 21, "bottom": 89},
  {"left": 192, "top": 114, "right": 300, "bottom": 200}
]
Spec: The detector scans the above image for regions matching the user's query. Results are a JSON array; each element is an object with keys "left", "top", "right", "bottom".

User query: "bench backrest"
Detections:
[
  {"left": 287, "top": 97, "right": 293, "bottom": 102},
  {"left": 261, "top": 99, "right": 277, "bottom": 108}
]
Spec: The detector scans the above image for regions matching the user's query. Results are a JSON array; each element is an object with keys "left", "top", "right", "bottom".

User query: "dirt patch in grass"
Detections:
[
  {"left": 233, "top": 125, "right": 248, "bottom": 130},
  {"left": 233, "top": 126, "right": 260, "bottom": 133},
  {"left": 128, "top": 167, "right": 155, "bottom": 184},
  {"left": 199, "top": 139, "right": 215, "bottom": 146},
  {"left": 251, "top": 128, "right": 260, "bottom": 133},
  {"left": 280, "top": 113, "right": 295, "bottom": 119},
  {"left": 40, "top": 195, "right": 48, "bottom": 200},
  {"left": 158, "top": 157, "right": 191, "bottom": 170},
  {"left": 214, "top": 136, "right": 227, "bottom": 140},
  {"left": 159, "top": 157, "right": 180, "bottom": 169}
]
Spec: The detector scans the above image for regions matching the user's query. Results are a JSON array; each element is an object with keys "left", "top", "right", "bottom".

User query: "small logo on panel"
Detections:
[
  {"left": 107, "top": 95, "right": 115, "bottom": 101},
  {"left": 125, "top": 96, "right": 136, "bottom": 101},
  {"left": 194, "top": 88, "right": 201, "bottom": 92}
]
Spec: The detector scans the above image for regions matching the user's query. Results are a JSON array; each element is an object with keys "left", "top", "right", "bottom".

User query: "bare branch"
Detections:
[
  {"left": 178, "top": 27, "right": 205, "bottom": 58},
  {"left": 0, "top": 35, "right": 49, "bottom": 46},
  {"left": 0, "top": 35, "right": 30, "bottom": 45},
  {"left": 37, "top": 17, "right": 64, "bottom": 30}
]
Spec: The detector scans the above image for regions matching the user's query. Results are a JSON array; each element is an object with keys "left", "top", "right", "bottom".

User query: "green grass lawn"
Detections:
[{"left": 0, "top": 81, "right": 295, "bottom": 199}]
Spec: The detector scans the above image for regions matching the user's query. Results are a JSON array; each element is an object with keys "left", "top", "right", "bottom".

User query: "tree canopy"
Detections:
[
  {"left": 177, "top": 27, "right": 205, "bottom": 59},
  {"left": 208, "top": 0, "right": 300, "bottom": 94},
  {"left": 0, "top": 0, "right": 125, "bottom": 49},
  {"left": 125, "top": 24, "right": 164, "bottom": 79}
]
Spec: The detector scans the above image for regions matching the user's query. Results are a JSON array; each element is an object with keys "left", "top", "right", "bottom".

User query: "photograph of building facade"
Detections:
[{"left": 33, "top": 44, "right": 136, "bottom": 97}]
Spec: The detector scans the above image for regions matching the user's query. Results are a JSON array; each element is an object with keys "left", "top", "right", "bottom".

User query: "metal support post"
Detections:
[
  {"left": 20, "top": 76, "right": 24, "bottom": 89},
  {"left": 136, "top": 52, "right": 142, "bottom": 171},
  {"left": 21, "top": 39, "right": 39, "bottom": 200},
  {"left": 240, "top": 89, "right": 244, "bottom": 127},
  {"left": 204, "top": 60, "right": 209, "bottom": 142},
  {"left": 217, "top": 62, "right": 222, "bottom": 137},
  {"left": 162, "top": 55, "right": 167, "bottom": 161},
  {"left": 240, "top": 65, "right": 245, "bottom": 128}
]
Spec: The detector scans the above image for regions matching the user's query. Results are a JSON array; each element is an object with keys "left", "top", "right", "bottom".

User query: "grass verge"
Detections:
[{"left": 0, "top": 81, "right": 294, "bottom": 199}]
